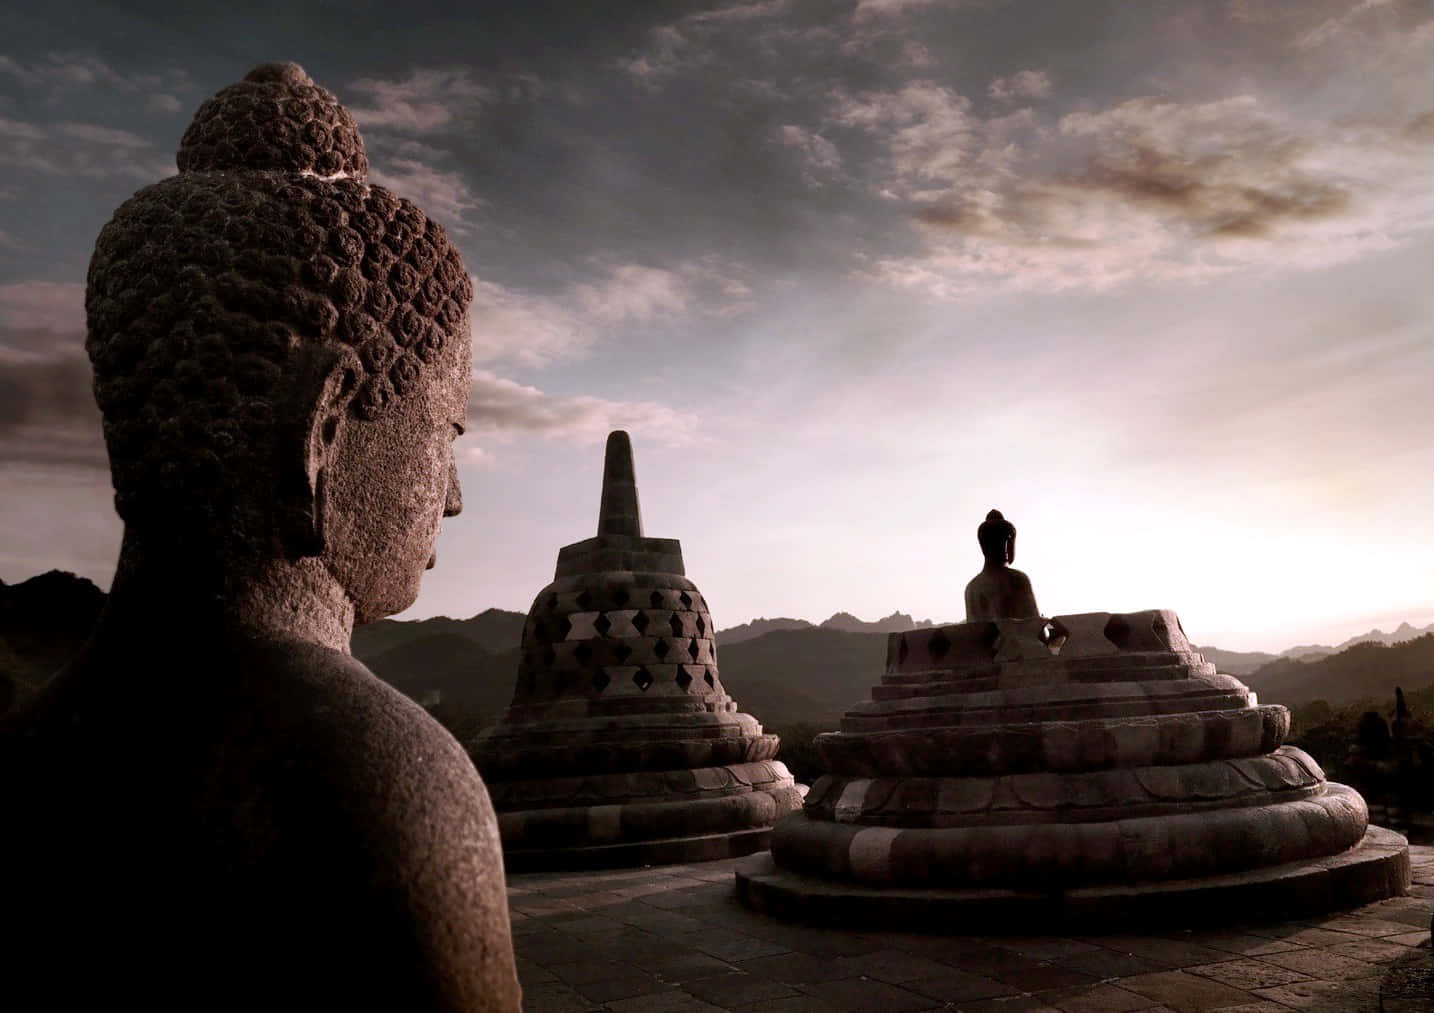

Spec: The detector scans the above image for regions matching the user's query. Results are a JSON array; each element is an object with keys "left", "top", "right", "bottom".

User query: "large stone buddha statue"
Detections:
[
  {"left": 963, "top": 508, "right": 1040, "bottom": 621},
  {"left": 1, "top": 63, "right": 520, "bottom": 1009}
]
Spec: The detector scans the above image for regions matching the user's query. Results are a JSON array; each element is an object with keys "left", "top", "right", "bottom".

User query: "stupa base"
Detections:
[
  {"left": 735, "top": 825, "right": 1410, "bottom": 931},
  {"left": 505, "top": 826, "right": 774, "bottom": 872}
]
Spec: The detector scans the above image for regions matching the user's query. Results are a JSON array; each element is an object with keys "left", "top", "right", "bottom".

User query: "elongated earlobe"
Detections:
[{"left": 280, "top": 346, "right": 361, "bottom": 560}]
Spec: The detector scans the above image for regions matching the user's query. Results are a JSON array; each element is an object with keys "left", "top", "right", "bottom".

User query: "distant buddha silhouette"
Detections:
[
  {"left": 1, "top": 63, "right": 520, "bottom": 1010},
  {"left": 963, "top": 509, "right": 1041, "bottom": 621}
]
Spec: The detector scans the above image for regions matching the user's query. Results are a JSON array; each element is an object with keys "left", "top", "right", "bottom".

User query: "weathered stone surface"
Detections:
[
  {"left": 740, "top": 519, "right": 1407, "bottom": 928},
  {"left": 470, "top": 432, "right": 800, "bottom": 868},
  {"left": 1, "top": 63, "right": 519, "bottom": 1009}
]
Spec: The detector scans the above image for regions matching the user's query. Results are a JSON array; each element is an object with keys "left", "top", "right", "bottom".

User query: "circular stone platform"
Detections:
[
  {"left": 736, "top": 606, "right": 1410, "bottom": 927},
  {"left": 736, "top": 825, "right": 1410, "bottom": 931}
]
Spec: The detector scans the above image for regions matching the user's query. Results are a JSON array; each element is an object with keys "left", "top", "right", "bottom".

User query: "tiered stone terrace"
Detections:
[
  {"left": 737, "top": 610, "right": 1406, "bottom": 927},
  {"left": 508, "top": 846, "right": 1434, "bottom": 1012},
  {"left": 471, "top": 432, "right": 801, "bottom": 870}
]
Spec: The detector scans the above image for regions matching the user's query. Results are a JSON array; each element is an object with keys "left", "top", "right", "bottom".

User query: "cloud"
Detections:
[
  {"left": 775, "top": 124, "right": 843, "bottom": 186},
  {"left": 0, "top": 117, "right": 175, "bottom": 180},
  {"left": 346, "top": 67, "right": 542, "bottom": 232},
  {"left": 1295, "top": 0, "right": 1397, "bottom": 49},
  {"left": 466, "top": 369, "right": 700, "bottom": 448},
  {"left": 346, "top": 68, "right": 494, "bottom": 133},
  {"left": 0, "top": 51, "right": 190, "bottom": 113},
  {"left": 987, "top": 69, "right": 1052, "bottom": 104},
  {"left": 575, "top": 258, "right": 754, "bottom": 324},
  {"left": 0, "top": 281, "right": 86, "bottom": 334},
  {"left": 616, "top": 25, "right": 695, "bottom": 86},
  {"left": 146, "top": 93, "right": 182, "bottom": 115},
  {"left": 831, "top": 81, "right": 980, "bottom": 185},
  {"left": 851, "top": 0, "right": 944, "bottom": 20},
  {"left": 468, "top": 277, "right": 590, "bottom": 369},
  {"left": 366, "top": 157, "right": 485, "bottom": 233}
]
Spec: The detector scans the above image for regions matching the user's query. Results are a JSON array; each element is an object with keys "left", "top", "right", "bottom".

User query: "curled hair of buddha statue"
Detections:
[{"left": 84, "top": 61, "right": 472, "bottom": 557}]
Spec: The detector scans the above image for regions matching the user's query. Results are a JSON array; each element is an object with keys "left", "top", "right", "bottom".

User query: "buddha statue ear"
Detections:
[{"left": 279, "top": 344, "right": 363, "bottom": 560}]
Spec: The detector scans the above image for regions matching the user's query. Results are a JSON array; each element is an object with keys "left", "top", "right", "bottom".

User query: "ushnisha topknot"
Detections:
[
  {"left": 85, "top": 62, "right": 471, "bottom": 530},
  {"left": 177, "top": 61, "right": 369, "bottom": 178}
]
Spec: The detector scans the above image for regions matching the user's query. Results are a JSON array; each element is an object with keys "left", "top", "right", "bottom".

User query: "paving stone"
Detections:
[
  {"left": 1052, "top": 946, "right": 1168, "bottom": 981},
  {"left": 1325, "top": 936, "right": 1419, "bottom": 963},
  {"left": 1253, "top": 947, "right": 1380, "bottom": 980},
  {"left": 642, "top": 949, "right": 739, "bottom": 983},
  {"left": 738, "top": 996, "right": 853, "bottom": 1013},
  {"left": 603, "top": 991, "right": 729, "bottom": 1013},
  {"left": 687, "top": 928, "right": 793, "bottom": 962},
  {"left": 735, "top": 951, "right": 860, "bottom": 985},
  {"left": 903, "top": 969, "right": 1018, "bottom": 1003},
  {"left": 833, "top": 947, "right": 960, "bottom": 983},
  {"left": 680, "top": 970, "right": 801, "bottom": 1006},
  {"left": 1184, "top": 957, "right": 1314, "bottom": 990},
  {"left": 954, "top": 997, "right": 1062, "bottom": 1012},
  {"left": 993, "top": 937, "right": 1103, "bottom": 960},
  {"left": 1038, "top": 982, "right": 1156, "bottom": 1012},
  {"left": 1309, "top": 914, "right": 1416, "bottom": 936},
  {"left": 1251, "top": 973, "right": 1382, "bottom": 1009},
  {"left": 1387, "top": 930, "right": 1432, "bottom": 946},
  {"left": 572, "top": 971, "right": 677, "bottom": 1004},
  {"left": 1183, "top": 930, "right": 1307, "bottom": 956},
  {"left": 520, "top": 981, "right": 603, "bottom": 1013},
  {"left": 798, "top": 976, "right": 939, "bottom": 1012},
  {"left": 548, "top": 958, "right": 647, "bottom": 986},
  {"left": 1080, "top": 935, "right": 1233, "bottom": 969},
  {"left": 1116, "top": 970, "right": 1260, "bottom": 1012}
]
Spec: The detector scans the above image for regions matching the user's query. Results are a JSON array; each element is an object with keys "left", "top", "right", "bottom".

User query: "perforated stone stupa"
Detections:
[
  {"left": 737, "top": 514, "right": 1410, "bottom": 929},
  {"left": 470, "top": 432, "right": 801, "bottom": 869}
]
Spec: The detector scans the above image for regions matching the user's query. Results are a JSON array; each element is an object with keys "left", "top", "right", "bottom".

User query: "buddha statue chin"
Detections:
[
  {"left": 2, "top": 63, "right": 520, "bottom": 1010},
  {"left": 963, "top": 508, "right": 1041, "bottom": 622}
]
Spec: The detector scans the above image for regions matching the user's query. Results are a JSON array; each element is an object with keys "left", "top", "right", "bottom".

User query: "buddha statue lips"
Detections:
[{"left": 3, "top": 62, "right": 520, "bottom": 1010}]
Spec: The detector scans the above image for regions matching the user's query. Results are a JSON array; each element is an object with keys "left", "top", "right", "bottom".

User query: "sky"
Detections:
[{"left": 1, "top": 0, "right": 1432, "bottom": 653}]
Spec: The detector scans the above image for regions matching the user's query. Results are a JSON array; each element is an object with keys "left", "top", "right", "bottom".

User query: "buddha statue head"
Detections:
[
  {"left": 84, "top": 62, "right": 473, "bottom": 627},
  {"left": 977, "top": 508, "right": 1016, "bottom": 568}
]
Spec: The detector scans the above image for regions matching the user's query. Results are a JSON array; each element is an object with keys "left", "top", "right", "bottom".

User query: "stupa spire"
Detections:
[{"left": 597, "top": 430, "right": 642, "bottom": 537}]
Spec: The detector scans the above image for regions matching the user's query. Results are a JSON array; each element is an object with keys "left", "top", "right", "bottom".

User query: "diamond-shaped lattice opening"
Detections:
[
  {"left": 633, "top": 667, "right": 654, "bottom": 692},
  {"left": 547, "top": 593, "right": 558, "bottom": 611},
  {"left": 555, "top": 614, "right": 573, "bottom": 639},
  {"left": 704, "top": 669, "right": 716, "bottom": 688},
  {"left": 592, "top": 670, "right": 611, "bottom": 693},
  {"left": 613, "top": 588, "right": 629, "bottom": 607},
  {"left": 669, "top": 613, "right": 684, "bottom": 637},
  {"left": 679, "top": 591, "right": 693, "bottom": 608},
  {"left": 1104, "top": 615, "right": 1132, "bottom": 649},
  {"left": 593, "top": 613, "right": 612, "bottom": 636},
  {"left": 612, "top": 643, "right": 632, "bottom": 664},
  {"left": 897, "top": 635, "right": 909, "bottom": 665},
  {"left": 576, "top": 590, "right": 592, "bottom": 610},
  {"left": 696, "top": 616, "right": 706, "bottom": 636},
  {"left": 688, "top": 638, "right": 701, "bottom": 661},
  {"left": 653, "top": 639, "right": 671, "bottom": 660},
  {"left": 650, "top": 590, "right": 665, "bottom": 608},
  {"left": 928, "top": 630, "right": 951, "bottom": 662},
  {"left": 632, "top": 610, "right": 650, "bottom": 634},
  {"left": 980, "top": 622, "right": 1001, "bottom": 653},
  {"left": 575, "top": 642, "right": 593, "bottom": 665},
  {"left": 675, "top": 668, "right": 693, "bottom": 691}
]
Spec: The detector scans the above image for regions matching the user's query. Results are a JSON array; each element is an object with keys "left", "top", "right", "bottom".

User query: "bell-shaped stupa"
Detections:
[
  {"left": 737, "top": 512, "right": 1410, "bottom": 928},
  {"left": 471, "top": 432, "right": 802, "bottom": 869}
]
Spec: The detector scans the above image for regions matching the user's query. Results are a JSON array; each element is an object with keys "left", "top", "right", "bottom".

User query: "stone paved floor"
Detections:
[{"left": 509, "top": 845, "right": 1434, "bottom": 1012}]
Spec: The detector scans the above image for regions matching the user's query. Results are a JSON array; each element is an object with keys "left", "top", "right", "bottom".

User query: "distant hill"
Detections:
[
  {"left": 1276, "top": 621, "right": 1434, "bottom": 662},
  {"left": 717, "top": 628, "right": 887, "bottom": 728},
  {"left": 0, "top": 571, "right": 106, "bottom": 710},
  {"left": 350, "top": 608, "right": 525, "bottom": 658},
  {"left": 359, "top": 632, "right": 518, "bottom": 738},
  {"left": 716, "top": 617, "right": 814, "bottom": 644},
  {"left": 1245, "top": 633, "right": 1434, "bottom": 708},
  {"left": 819, "top": 611, "right": 936, "bottom": 634},
  {"left": 1193, "top": 645, "right": 1279, "bottom": 677}
]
